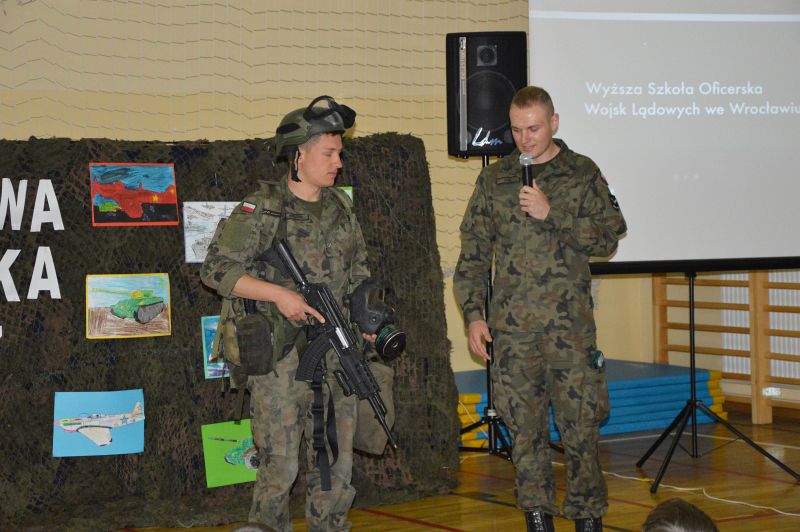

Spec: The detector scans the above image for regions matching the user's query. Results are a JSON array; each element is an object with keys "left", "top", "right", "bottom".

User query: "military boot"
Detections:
[
  {"left": 575, "top": 516, "right": 602, "bottom": 531},
  {"left": 525, "top": 511, "right": 555, "bottom": 532}
]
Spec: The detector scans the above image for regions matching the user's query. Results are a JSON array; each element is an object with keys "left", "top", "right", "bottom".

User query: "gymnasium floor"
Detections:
[{"left": 135, "top": 410, "right": 800, "bottom": 532}]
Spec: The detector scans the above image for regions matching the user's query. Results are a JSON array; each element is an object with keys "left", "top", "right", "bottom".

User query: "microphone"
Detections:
[
  {"left": 519, "top": 152, "right": 535, "bottom": 218},
  {"left": 519, "top": 152, "right": 534, "bottom": 187}
]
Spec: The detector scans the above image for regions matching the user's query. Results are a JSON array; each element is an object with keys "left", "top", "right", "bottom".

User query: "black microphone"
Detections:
[{"left": 519, "top": 152, "right": 534, "bottom": 187}]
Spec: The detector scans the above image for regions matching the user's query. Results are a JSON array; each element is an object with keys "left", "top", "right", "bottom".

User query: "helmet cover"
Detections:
[{"left": 275, "top": 95, "right": 356, "bottom": 157}]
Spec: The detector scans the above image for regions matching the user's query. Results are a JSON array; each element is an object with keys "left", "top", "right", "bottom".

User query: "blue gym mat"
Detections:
[{"left": 456, "top": 359, "right": 725, "bottom": 442}]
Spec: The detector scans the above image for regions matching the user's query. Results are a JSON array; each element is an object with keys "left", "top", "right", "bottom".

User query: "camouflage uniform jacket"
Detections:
[
  {"left": 200, "top": 177, "right": 370, "bottom": 356},
  {"left": 453, "top": 139, "right": 627, "bottom": 333}
]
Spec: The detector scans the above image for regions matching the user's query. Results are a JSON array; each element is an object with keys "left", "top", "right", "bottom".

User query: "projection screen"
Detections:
[{"left": 529, "top": 1, "right": 800, "bottom": 273}]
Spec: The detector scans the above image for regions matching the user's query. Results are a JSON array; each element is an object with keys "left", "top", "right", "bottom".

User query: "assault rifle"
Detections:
[{"left": 275, "top": 238, "right": 397, "bottom": 449}]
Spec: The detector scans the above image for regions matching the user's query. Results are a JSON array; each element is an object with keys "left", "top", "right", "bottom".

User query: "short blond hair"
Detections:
[{"left": 511, "top": 86, "right": 555, "bottom": 116}]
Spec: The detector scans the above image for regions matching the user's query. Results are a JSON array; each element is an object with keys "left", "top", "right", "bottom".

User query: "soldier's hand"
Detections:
[
  {"left": 519, "top": 183, "right": 550, "bottom": 220},
  {"left": 275, "top": 287, "right": 325, "bottom": 324},
  {"left": 467, "top": 320, "right": 493, "bottom": 361}
]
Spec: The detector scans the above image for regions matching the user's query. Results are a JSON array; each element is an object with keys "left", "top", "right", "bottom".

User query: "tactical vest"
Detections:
[{"left": 209, "top": 180, "right": 359, "bottom": 388}]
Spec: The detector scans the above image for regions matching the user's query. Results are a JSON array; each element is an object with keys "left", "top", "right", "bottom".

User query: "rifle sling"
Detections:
[
  {"left": 311, "top": 363, "right": 338, "bottom": 491},
  {"left": 233, "top": 385, "right": 247, "bottom": 422}
]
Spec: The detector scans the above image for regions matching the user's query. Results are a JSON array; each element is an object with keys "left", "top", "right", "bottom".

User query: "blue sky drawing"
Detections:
[
  {"left": 90, "top": 164, "right": 175, "bottom": 193},
  {"left": 87, "top": 274, "right": 169, "bottom": 308}
]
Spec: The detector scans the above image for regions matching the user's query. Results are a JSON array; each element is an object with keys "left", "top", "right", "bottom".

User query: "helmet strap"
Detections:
[{"left": 290, "top": 148, "right": 301, "bottom": 182}]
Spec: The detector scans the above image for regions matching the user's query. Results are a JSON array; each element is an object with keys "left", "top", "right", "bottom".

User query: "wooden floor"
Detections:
[{"left": 138, "top": 411, "right": 800, "bottom": 531}]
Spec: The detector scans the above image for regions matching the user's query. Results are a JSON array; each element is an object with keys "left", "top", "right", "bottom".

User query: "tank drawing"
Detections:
[{"left": 92, "top": 288, "right": 166, "bottom": 324}]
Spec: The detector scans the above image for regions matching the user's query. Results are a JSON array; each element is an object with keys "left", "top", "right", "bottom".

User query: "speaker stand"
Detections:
[{"left": 636, "top": 271, "right": 800, "bottom": 492}]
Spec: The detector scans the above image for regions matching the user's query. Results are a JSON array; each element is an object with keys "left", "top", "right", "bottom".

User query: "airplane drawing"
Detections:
[{"left": 55, "top": 402, "right": 145, "bottom": 446}]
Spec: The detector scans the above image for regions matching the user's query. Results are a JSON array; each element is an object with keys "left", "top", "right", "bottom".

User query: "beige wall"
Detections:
[
  {"left": 595, "top": 275, "right": 654, "bottom": 365},
  {"left": 0, "top": 0, "right": 653, "bottom": 372}
]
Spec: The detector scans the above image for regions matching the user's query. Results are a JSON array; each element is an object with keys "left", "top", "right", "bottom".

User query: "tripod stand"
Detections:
[
  {"left": 459, "top": 267, "right": 513, "bottom": 459},
  {"left": 636, "top": 271, "right": 800, "bottom": 492}
]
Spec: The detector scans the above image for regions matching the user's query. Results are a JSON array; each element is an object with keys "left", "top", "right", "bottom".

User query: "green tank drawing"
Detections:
[
  {"left": 97, "top": 199, "right": 121, "bottom": 212},
  {"left": 93, "top": 288, "right": 166, "bottom": 324}
]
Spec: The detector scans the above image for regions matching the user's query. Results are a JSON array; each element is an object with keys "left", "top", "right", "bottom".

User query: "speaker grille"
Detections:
[{"left": 467, "top": 71, "right": 517, "bottom": 132}]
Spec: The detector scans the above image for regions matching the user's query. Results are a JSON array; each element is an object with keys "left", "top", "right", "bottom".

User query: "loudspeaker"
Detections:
[{"left": 446, "top": 31, "right": 527, "bottom": 157}]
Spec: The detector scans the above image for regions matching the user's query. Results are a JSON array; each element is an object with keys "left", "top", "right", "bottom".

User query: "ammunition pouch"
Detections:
[
  {"left": 232, "top": 312, "right": 274, "bottom": 375},
  {"left": 214, "top": 298, "right": 304, "bottom": 386}
]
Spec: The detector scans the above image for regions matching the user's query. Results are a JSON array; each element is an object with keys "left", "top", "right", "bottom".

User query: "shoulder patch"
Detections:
[{"left": 239, "top": 202, "right": 256, "bottom": 214}]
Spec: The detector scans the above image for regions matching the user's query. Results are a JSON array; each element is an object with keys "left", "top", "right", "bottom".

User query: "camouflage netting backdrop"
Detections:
[{"left": 0, "top": 134, "right": 460, "bottom": 529}]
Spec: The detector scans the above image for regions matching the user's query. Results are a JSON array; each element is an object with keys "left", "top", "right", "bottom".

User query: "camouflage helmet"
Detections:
[{"left": 275, "top": 95, "right": 356, "bottom": 158}]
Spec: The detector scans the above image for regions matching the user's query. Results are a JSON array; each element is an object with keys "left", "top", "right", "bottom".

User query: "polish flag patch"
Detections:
[{"left": 239, "top": 202, "right": 256, "bottom": 214}]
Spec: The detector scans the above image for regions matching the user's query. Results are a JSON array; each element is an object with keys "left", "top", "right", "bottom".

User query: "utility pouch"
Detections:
[
  {"left": 235, "top": 311, "right": 274, "bottom": 375},
  {"left": 221, "top": 299, "right": 275, "bottom": 376}
]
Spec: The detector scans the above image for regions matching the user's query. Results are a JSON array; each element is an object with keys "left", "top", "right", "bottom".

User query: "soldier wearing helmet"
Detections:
[{"left": 201, "top": 96, "right": 371, "bottom": 531}]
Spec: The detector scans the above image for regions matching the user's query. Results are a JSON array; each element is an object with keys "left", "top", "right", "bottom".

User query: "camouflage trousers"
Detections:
[
  {"left": 248, "top": 347, "right": 357, "bottom": 532},
  {"left": 491, "top": 329, "right": 610, "bottom": 519}
]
